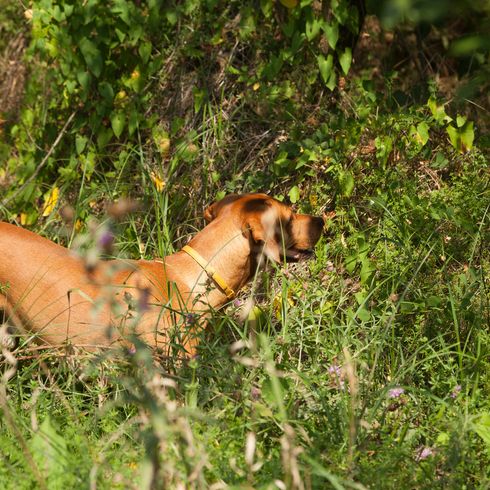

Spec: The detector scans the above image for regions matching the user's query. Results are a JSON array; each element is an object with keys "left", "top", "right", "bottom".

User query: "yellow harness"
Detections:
[{"left": 182, "top": 245, "right": 235, "bottom": 300}]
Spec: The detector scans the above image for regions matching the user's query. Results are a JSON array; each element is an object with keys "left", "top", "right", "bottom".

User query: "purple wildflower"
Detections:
[
  {"left": 328, "top": 364, "right": 345, "bottom": 389},
  {"left": 450, "top": 384, "right": 462, "bottom": 399},
  {"left": 415, "top": 446, "right": 434, "bottom": 462},
  {"left": 388, "top": 387, "right": 405, "bottom": 399},
  {"left": 185, "top": 313, "right": 199, "bottom": 327},
  {"left": 233, "top": 298, "right": 244, "bottom": 308},
  {"left": 250, "top": 386, "right": 261, "bottom": 401},
  {"left": 97, "top": 229, "right": 114, "bottom": 253}
]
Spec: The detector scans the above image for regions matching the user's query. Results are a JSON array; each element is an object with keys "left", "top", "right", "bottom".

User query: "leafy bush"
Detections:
[{"left": 0, "top": 0, "right": 489, "bottom": 488}]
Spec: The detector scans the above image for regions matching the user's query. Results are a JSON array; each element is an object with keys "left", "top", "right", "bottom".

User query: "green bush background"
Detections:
[{"left": 0, "top": 0, "right": 489, "bottom": 488}]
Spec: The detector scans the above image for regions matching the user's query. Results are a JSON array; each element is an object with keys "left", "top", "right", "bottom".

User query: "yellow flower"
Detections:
[
  {"left": 42, "top": 186, "right": 59, "bottom": 217},
  {"left": 273, "top": 291, "right": 295, "bottom": 320},
  {"left": 150, "top": 172, "right": 165, "bottom": 192},
  {"left": 74, "top": 219, "right": 83, "bottom": 232}
]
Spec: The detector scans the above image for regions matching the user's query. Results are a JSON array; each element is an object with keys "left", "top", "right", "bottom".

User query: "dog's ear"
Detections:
[
  {"left": 203, "top": 203, "right": 217, "bottom": 223},
  {"left": 204, "top": 194, "right": 241, "bottom": 223},
  {"left": 243, "top": 203, "right": 282, "bottom": 263}
]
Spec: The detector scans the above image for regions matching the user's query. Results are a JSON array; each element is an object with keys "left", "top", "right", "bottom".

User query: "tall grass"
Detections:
[
  {"left": 1, "top": 167, "right": 488, "bottom": 488},
  {"left": 1, "top": 8, "right": 489, "bottom": 485}
]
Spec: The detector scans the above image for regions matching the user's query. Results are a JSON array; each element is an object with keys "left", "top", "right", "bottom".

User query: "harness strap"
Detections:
[{"left": 182, "top": 245, "right": 235, "bottom": 300}]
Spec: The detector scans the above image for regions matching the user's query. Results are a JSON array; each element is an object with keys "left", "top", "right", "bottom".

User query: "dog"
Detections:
[{"left": 0, "top": 193, "right": 324, "bottom": 356}]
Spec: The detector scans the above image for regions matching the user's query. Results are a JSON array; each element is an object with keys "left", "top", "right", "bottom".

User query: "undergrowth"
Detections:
[{"left": 0, "top": 1, "right": 489, "bottom": 489}]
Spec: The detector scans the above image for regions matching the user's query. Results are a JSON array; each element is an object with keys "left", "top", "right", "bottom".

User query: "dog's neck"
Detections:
[{"left": 170, "top": 217, "right": 253, "bottom": 308}]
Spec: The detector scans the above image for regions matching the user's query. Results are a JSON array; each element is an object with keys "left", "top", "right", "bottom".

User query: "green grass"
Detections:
[
  {"left": 1, "top": 152, "right": 489, "bottom": 487},
  {"left": 1, "top": 1, "right": 490, "bottom": 488}
]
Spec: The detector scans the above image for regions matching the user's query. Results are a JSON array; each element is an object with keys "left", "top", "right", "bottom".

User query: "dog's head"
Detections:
[{"left": 204, "top": 193, "right": 324, "bottom": 263}]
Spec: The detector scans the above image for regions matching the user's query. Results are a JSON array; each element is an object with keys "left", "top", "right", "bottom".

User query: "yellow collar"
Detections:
[{"left": 182, "top": 245, "right": 235, "bottom": 300}]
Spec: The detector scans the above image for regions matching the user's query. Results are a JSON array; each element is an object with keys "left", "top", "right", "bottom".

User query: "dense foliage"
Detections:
[{"left": 0, "top": 0, "right": 489, "bottom": 488}]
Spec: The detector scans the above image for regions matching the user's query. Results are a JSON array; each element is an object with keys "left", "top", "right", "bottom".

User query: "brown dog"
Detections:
[{"left": 0, "top": 193, "right": 323, "bottom": 356}]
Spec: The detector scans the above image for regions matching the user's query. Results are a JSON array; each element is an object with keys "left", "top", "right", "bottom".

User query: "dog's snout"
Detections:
[
  {"left": 313, "top": 216, "right": 324, "bottom": 228},
  {"left": 310, "top": 216, "right": 325, "bottom": 236}
]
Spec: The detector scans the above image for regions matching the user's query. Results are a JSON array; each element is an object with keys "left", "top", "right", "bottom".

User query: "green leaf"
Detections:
[
  {"left": 98, "top": 81, "right": 114, "bottom": 101},
  {"left": 360, "top": 257, "right": 376, "bottom": 285},
  {"left": 345, "top": 254, "right": 357, "bottom": 274},
  {"left": 323, "top": 22, "right": 339, "bottom": 49},
  {"left": 338, "top": 170, "right": 354, "bottom": 197},
  {"left": 262, "top": 54, "right": 283, "bottom": 80},
  {"left": 279, "top": 0, "right": 298, "bottom": 7},
  {"left": 261, "top": 0, "right": 274, "bottom": 16},
  {"left": 166, "top": 9, "right": 179, "bottom": 25},
  {"left": 22, "top": 109, "right": 34, "bottom": 128},
  {"left": 76, "top": 70, "right": 90, "bottom": 93},
  {"left": 112, "top": 0, "right": 131, "bottom": 25},
  {"left": 431, "top": 152, "right": 448, "bottom": 169},
  {"left": 357, "top": 307, "right": 370, "bottom": 322},
  {"left": 473, "top": 413, "right": 490, "bottom": 454},
  {"left": 51, "top": 5, "right": 63, "bottom": 22},
  {"left": 446, "top": 121, "right": 474, "bottom": 153},
  {"left": 64, "top": 80, "right": 77, "bottom": 94},
  {"left": 339, "top": 47, "right": 352, "bottom": 75},
  {"left": 436, "top": 432, "right": 450, "bottom": 445},
  {"left": 317, "top": 54, "right": 333, "bottom": 85},
  {"left": 239, "top": 9, "right": 256, "bottom": 39},
  {"left": 375, "top": 135, "right": 393, "bottom": 165},
  {"left": 326, "top": 71, "right": 336, "bottom": 91},
  {"left": 456, "top": 114, "right": 467, "bottom": 128},
  {"left": 305, "top": 14, "right": 321, "bottom": 41},
  {"left": 115, "top": 28, "right": 126, "bottom": 43},
  {"left": 288, "top": 185, "right": 300, "bottom": 204},
  {"left": 130, "top": 25, "right": 144, "bottom": 45},
  {"left": 79, "top": 37, "right": 103, "bottom": 77},
  {"left": 171, "top": 117, "right": 185, "bottom": 136},
  {"left": 354, "top": 290, "right": 367, "bottom": 305},
  {"left": 138, "top": 42, "right": 152, "bottom": 64},
  {"left": 426, "top": 295, "right": 443, "bottom": 307},
  {"left": 332, "top": 0, "right": 350, "bottom": 24},
  {"left": 248, "top": 306, "right": 267, "bottom": 328},
  {"left": 75, "top": 134, "right": 87, "bottom": 155},
  {"left": 460, "top": 121, "right": 474, "bottom": 151},
  {"left": 427, "top": 97, "right": 452, "bottom": 125},
  {"left": 193, "top": 87, "right": 206, "bottom": 114},
  {"left": 416, "top": 121, "right": 430, "bottom": 146},
  {"left": 97, "top": 127, "right": 113, "bottom": 149},
  {"left": 450, "top": 35, "right": 490, "bottom": 56},
  {"left": 446, "top": 125, "right": 459, "bottom": 150},
  {"left": 110, "top": 112, "right": 126, "bottom": 138},
  {"left": 126, "top": 109, "right": 138, "bottom": 136},
  {"left": 357, "top": 235, "right": 369, "bottom": 259}
]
